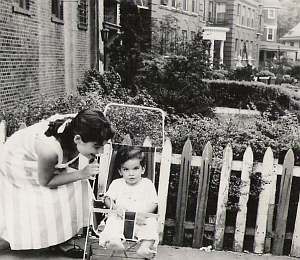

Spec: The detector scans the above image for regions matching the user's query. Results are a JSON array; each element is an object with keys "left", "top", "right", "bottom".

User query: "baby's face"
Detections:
[{"left": 119, "top": 158, "right": 145, "bottom": 185}]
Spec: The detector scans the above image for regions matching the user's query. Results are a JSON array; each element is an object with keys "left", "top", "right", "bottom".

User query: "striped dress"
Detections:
[{"left": 0, "top": 117, "right": 92, "bottom": 250}]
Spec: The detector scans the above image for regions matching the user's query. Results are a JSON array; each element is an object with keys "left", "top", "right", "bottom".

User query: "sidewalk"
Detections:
[{"left": 0, "top": 245, "right": 295, "bottom": 260}]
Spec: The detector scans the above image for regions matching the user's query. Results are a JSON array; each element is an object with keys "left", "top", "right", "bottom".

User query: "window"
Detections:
[
  {"left": 191, "top": 31, "right": 196, "bottom": 40},
  {"left": 182, "top": 30, "right": 187, "bottom": 42},
  {"left": 137, "top": 0, "right": 150, "bottom": 8},
  {"left": 52, "top": 0, "right": 63, "bottom": 21},
  {"left": 252, "top": 9, "right": 255, "bottom": 28},
  {"left": 216, "top": 3, "right": 226, "bottom": 23},
  {"left": 160, "top": 0, "right": 168, "bottom": 6},
  {"left": 290, "top": 42, "right": 294, "bottom": 47},
  {"left": 208, "top": 1, "right": 214, "bottom": 22},
  {"left": 160, "top": 28, "right": 167, "bottom": 54},
  {"left": 267, "top": 28, "right": 274, "bottom": 41},
  {"left": 235, "top": 38, "right": 239, "bottom": 53},
  {"left": 191, "top": 0, "right": 197, "bottom": 13},
  {"left": 237, "top": 4, "right": 241, "bottom": 16},
  {"left": 170, "top": 29, "right": 177, "bottom": 53},
  {"left": 268, "top": 8, "right": 275, "bottom": 19},
  {"left": 13, "top": 0, "right": 31, "bottom": 16},
  {"left": 182, "top": 0, "right": 188, "bottom": 11},
  {"left": 19, "top": 0, "right": 30, "bottom": 10},
  {"left": 240, "top": 40, "right": 243, "bottom": 56},
  {"left": 78, "top": 0, "right": 88, "bottom": 30},
  {"left": 247, "top": 8, "right": 250, "bottom": 27},
  {"left": 241, "top": 6, "right": 245, "bottom": 25}
]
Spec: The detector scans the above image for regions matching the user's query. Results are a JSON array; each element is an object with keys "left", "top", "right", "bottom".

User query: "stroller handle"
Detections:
[{"left": 104, "top": 103, "right": 166, "bottom": 146}]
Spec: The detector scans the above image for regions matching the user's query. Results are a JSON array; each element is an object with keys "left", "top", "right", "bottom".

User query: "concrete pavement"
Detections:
[{"left": 0, "top": 245, "right": 296, "bottom": 260}]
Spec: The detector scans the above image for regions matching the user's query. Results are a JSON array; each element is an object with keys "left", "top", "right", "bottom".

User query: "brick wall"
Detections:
[
  {"left": 0, "top": 0, "right": 95, "bottom": 111},
  {"left": 0, "top": 1, "right": 39, "bottom": 109}
]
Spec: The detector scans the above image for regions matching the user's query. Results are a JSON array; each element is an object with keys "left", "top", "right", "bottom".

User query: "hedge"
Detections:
[{"left": 206, "top": 79, "right": 300, "bottom": 112}]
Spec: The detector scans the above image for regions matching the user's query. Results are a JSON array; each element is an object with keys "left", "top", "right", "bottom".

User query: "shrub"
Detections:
[
  {"left": 79, "top": 68, "right": 124, "bottom": 97},
  {"left": 209, "top": 69, "right": 229, "bottom": 80},
  {"left": 136, "top": 53, "right": 214, "bottom": 116},
  {"left": 206, "top": 79, "right": 300, "bottom": 114},
  {"left": 256, "top": 70, "right": 275, "bottom": 78},
  {"left": 228, "top": 65, "right": 257, "bottom": 81},
  {"left": 291, "top": 65, "right": 300, "bottom": 80}
]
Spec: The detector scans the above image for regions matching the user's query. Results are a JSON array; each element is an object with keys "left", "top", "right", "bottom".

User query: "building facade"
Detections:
[
  {"left": 0, "top": 0, "right": 98, "bottom": 110},
  {"left": 144, "top": 0, "right": 262, "bottom": 68},
  {"left": 258, "top": 0, "right": 300, "bottom": 66},
  {"left": 279, "top": 22, "right": 300, "bottom": 61}
]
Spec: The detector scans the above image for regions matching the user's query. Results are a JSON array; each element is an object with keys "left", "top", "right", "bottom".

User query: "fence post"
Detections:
[
  {"left": 253, "top": 147, "right": 274, "bottom": 254},
  {"left": 214, "top": 144, "right": 233, "bottom": 250},
  {"left": 192, "top": 141, "right": 212, "bottom": 248},
  {"left": 0, "top": 120, "right": 6, "bottom": 144},
  {"left": 122, "top": 134, "right": 132, "bottom": 146},
  {"left": 272, "top": 149, "right": 295, "bottom": 255},
  {"left": 157, "top": 138, "right": 172, "bottom": 242},
  {"left": 290, "top": 161, "right": 300, "bottom": 257},
  {"left": 174, "top": 138, "right": 192, "bottom": 246},
  {"left": 264, "top": 158, "right": 278, "bottom": 253},
  {"left": 233, "top": 146, "right": 253, "bottom": 252}
]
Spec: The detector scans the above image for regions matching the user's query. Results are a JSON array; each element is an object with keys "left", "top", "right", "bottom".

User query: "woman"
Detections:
[{"left": 0, "top": 109, "right": 114, "bottom": 257}]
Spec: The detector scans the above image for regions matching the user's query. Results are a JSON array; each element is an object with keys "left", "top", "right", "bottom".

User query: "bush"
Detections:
[
  {"left": 136, "top": 53, "right": 214, "bottom": 116},
  {"left": 206, "top": 79, "right": 299, "bottom": 114},
  {"left": 209, "top": 69, "right": 229, "bottom": 80},
  {"left": 228, "top": 65, "right": 257, "bottom": 81},
  {"left": 291, "top": 65, "right": 300, "bottom": 80},
  {"left": 166, "top": 111, "right": 299, "bottom": 215},
  {"left": 256, "top": 70, "right": 275, "bottom": 78},
  {"left": 79, "top": 68, "right": 125, "bottom": 97}
]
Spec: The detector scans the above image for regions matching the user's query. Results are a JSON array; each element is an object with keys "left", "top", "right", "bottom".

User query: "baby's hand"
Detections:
[
  {"left": 114, "top": 206, "right": 125, "bottom": 219},
  {"left": 135, "top": 214, "right": 146, "bottom": 225}
]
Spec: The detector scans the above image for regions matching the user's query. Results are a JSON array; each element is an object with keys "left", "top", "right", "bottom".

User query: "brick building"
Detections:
[
  {"left": 258, "top": 0, "right": 300, "bottom": 66},
  {"left": 0, "top": 0, "right": 98, "bottom": 110}
]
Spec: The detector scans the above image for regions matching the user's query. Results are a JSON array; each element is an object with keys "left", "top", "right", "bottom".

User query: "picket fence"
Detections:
[{"left": 1, "top": 120, "right": 300, "bottom": 257}]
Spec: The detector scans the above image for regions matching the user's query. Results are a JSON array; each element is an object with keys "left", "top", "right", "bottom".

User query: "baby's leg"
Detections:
[
  {"left": 99, "top": 215, "right": 125, "bottom": 251},
  {"left": 136, "top": 217, "right": 158, "bottom": 259},
  {"left": 136, "top": 240, "right": 156, "bottom": 259}
]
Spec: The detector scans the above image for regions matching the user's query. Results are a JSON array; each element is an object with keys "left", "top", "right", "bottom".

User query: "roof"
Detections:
[
  {"left": 280, "top": 22, "right": 300, "bottom": 40},
  {"left": 263, "top": 0, "right": 281, "bottom": 8},
  {"left": 259, "top": 41, "right": 300, "bottom": 51}
]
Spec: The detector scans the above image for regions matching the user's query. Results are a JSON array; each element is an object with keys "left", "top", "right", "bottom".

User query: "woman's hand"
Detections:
[{"left": 79, "top": 162, "right": 100, "bottom": 180}]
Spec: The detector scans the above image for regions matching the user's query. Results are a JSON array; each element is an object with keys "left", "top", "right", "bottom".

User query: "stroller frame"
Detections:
[{"left": 83, "top": 103, "right": 166, "bottom": 260}]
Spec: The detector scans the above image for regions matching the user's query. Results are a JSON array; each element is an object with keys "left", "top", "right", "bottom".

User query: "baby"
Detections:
[{"left": 99, "top": 146, "right": 158, "bottom": 259}]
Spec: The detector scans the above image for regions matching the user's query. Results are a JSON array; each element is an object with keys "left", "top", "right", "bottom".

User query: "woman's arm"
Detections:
[{"left": 36, "top": 139, "right": 98, "bottom": 188}]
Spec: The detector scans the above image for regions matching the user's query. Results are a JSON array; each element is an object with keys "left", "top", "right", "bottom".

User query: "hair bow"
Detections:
[{"left": 57, "top": 118, "right": 72, "bottom": 134}]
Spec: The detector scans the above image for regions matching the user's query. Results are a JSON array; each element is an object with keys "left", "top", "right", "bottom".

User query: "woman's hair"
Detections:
[
  {"left": 115, "top": 146, "right": 146, "bottom": 170},
  {"left": 45, "top": 109, "right": 115, "bottom": 148}
]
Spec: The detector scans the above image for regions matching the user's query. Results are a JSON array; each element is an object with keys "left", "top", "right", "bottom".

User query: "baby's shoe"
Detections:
[
  {"left": 106, "top": 238, "right": 125, "bottom": 251},
  {"left": 98, "top": 237, "right": 107, "bottom": 247},
  {"left": 136, "top": 246, "right": 157, "bottom": 259}
]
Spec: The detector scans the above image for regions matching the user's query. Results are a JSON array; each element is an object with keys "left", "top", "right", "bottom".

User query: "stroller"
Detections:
[{"left": 83, "top": 103, "right": 166, "bottom": 260}]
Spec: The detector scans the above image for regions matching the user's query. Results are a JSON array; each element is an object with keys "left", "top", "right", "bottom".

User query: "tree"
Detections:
[
  {"left": 108, "top": 0, "right": 149, "bottom": 91},
  {"left": 136, "top": 30, "right": 213, "bottom": 115},
  {"left": 277, "top": 0, "right": 300, "bottom": 38}
]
